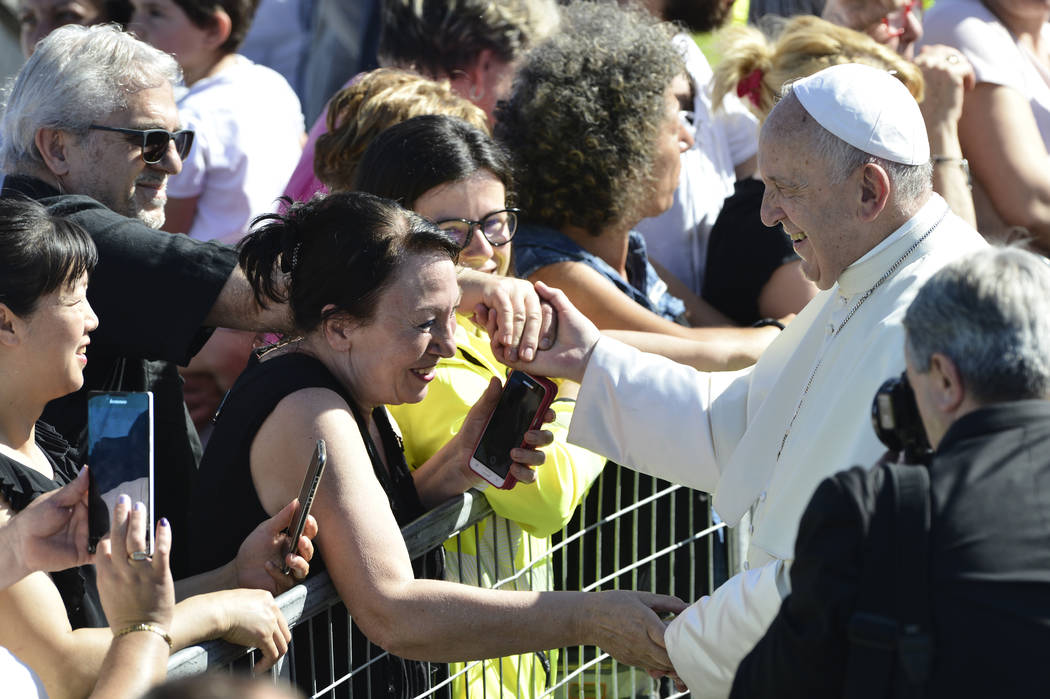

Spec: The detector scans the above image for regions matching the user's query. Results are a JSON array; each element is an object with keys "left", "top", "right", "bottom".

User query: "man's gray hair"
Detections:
[
  {"left": 904, "top": 247, "right": 1050, "bottom": 403},
  {"left": 0, "top": 24, "right": 180, "bottom": 172},
  {"left": 781, "top": 85, "right": 933, "bottom": 205}
]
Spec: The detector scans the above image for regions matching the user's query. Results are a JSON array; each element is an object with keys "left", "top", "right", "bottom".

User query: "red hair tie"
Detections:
[{"left": 736, "top": 68, "right": 763, "bottom": 108}]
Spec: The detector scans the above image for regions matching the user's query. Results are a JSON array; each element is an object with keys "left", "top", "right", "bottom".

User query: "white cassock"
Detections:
[{"left": 567, "top": 195, "right": 987, "bottom": 697}]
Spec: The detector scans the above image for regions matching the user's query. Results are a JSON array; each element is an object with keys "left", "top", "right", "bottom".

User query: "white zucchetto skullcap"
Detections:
[{"left": 791, "top": 63, "right": 929, "bottom": 165}]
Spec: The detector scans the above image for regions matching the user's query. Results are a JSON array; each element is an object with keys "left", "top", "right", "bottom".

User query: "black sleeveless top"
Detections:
[
  {"left": 185, "top": 350, "right": 445, "bottom": 698},
  {"left": 0, "top": 421, "right": 106, "bottom": 629}
]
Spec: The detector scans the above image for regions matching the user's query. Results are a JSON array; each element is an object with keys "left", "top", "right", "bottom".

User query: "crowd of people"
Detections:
[{"left": 2, "top": 0, "right": 1049, "bottom": 697}]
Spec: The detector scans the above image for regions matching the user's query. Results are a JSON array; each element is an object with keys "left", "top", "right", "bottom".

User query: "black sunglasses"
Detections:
[{"left": 88, "top": 125, "right": 195, "bottom": 164}]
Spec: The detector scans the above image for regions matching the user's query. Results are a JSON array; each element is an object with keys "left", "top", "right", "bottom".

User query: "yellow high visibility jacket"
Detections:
[{"left": 388, "top": 313, "right": 605, "bottom": 698}]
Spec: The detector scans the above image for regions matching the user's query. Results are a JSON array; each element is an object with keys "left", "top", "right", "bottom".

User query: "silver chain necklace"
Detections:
[{"left": 775, "top": 211, "right": 947, "bottom": 460}]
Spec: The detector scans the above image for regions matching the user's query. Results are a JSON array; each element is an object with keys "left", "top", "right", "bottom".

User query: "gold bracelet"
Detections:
[{"left": 114, "top": 623, "right": 173, "bottom": 649}]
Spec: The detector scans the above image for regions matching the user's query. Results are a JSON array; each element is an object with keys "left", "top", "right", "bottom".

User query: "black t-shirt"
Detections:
[
  {"left": 702, "top": 178, "right": 799, "bottom": 325},
  {"left": 188, "top": 350, "right": 445, "bottom": 698},
  {"left": 1, "top": 175, "right": 237, "bottom": 568},
  {"left": 0, "top": 422, "right": 106, "bottom": 629}
]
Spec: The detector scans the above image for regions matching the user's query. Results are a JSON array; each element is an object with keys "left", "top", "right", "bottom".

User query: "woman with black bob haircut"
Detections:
[
  {"left": 0, "top": 197, "right": 98, "bottom": 316},
  {"left": 187, "top": 190, "right": 683, "bottom": 697},
  {"left": 0, "top": 197, "right": 294, "bottom": 699}
]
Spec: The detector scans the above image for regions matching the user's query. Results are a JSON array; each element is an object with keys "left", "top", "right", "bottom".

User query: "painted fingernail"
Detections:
[
  {"left": 118, "top": 494, "right": 130, "bottom": 507},
  {"left": 133, "top": 501, "right": 144, "bottom": 511},
  {"left": 523, "top": 348, "right": 534, "bottom": 361},
  {"left": 159, "top": 518, "right": 169, "bottom": 527}
]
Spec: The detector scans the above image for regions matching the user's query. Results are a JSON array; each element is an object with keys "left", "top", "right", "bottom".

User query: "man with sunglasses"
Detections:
[
  {"left": 0, "top": 23, "right": 556, "bottom": 580},
  {"left": 0, "top": 23, "right": 297, "bottom": 585}
]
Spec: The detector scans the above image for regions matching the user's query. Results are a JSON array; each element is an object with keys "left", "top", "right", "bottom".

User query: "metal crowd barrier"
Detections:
[{"left": 168, "top": 464, "right": 735, "bottom": 698}]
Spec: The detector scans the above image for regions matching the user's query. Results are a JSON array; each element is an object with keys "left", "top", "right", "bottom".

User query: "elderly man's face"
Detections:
[
  {"left": 63, "top": 83, "right": 181, "bottom": 228},
  {"left": 758, "top": 108, "right": 864, "bottom": 290}
]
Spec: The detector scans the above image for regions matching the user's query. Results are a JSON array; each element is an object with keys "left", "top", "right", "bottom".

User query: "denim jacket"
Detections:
[{"left": 513, "top": 223, "right": 688, "bottom": 324}]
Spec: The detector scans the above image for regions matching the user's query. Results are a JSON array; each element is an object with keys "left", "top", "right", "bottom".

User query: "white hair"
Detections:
[
  {"left": 0, "top": 24, "right": 181, "bottom": 172},
  {"left": 904, "top": 247, "right": 1050, "bottom": 403}
]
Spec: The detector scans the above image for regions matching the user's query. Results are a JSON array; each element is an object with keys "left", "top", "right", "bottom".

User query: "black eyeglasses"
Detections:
[
  {"left": 435, "top": 208, "right": 519, "bottom": 249},
  {"left": 88, "top": 125, "right": 195, "bottom": 164}
]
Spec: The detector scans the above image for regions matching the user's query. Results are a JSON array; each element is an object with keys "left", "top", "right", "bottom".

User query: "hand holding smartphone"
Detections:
[
  {"left": 469, "top": 371, "right": 557, "bottom": 489},
  {"left": 281, "top": 440, "right": 326, "bottom": 575}
]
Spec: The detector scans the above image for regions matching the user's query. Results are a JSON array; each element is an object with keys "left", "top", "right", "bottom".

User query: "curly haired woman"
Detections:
[{"left": 496, "top": 1, "right": 799, "bottom": 368}]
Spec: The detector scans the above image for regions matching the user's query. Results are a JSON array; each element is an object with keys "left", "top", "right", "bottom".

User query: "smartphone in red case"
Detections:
[{"left": 469, "top": 371, "right": 557, "bottom": 489}]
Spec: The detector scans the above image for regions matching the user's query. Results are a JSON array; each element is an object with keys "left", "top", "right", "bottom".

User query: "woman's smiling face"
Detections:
[
  {"left": 339, "top": 251, "right": 460, "bottom": 410},
  {"left": 413, "top": 169, "right": 513, "bottom": 277},
  {"left": 21, "top": 273, "right": 99, "bottom": 401}
]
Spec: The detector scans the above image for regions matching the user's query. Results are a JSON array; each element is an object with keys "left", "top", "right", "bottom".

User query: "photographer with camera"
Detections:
[{"left": 730, "top": 246, "right": 1050, "bottom": 698}]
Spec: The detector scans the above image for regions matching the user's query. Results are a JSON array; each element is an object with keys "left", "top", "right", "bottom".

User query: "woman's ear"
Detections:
[
  {"left": 0, "top": 303, "right": 23, "bottom": 347},
  {"left": 320, "top": 304, "right": 355, "bottom": 352}
]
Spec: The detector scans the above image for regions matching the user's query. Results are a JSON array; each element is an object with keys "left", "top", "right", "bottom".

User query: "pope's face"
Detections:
[{"left": 758, "top": 123, "right": 859, "bottom": 291}]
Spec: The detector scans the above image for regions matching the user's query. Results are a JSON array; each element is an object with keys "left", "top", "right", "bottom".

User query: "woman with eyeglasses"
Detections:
[{"left": 353, "top": 114, "right": 606, "bottom": 698}]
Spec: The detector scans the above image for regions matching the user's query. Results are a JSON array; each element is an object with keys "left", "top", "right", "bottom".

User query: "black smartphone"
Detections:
[
  {"left": 281, "top": 439, "right": 326, "bottom": 575},
  {"left": 469, "top": 371, "right": 557, "bottom": 489},
  {"left": 86, "top": 391, "right": 154, "bottom": 554}
]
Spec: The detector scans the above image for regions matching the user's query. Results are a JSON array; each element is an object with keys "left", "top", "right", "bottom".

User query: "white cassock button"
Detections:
[
  {"left": 749, "top": 523, "right": 755, "bottom": 534},
  {"left": 743, "top": 561, "right": 750, "bottom": 571},
  {"left": 827, "top": 323, "right": 835, "bottom": 335}
]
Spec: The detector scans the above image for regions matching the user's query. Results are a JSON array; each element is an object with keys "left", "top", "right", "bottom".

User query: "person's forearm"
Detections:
[
  {"left": 352, "top": 580, "right": 678, "bottom": 673},
  {"left": 928, "top": 124, "right": 977, "bottom": 228},
  {"left": 411, "top": 441, "right": 485, "bottom": 510},
  {"left": 203, "top": 267, "right": 293, "bottom": 334},
  {"left": 91, "top": 632, "right": 168, "bottom": 699},
  {"left": 173, "top": 562, "right": 236, "bottom": 601},
  {"left": 0, "top": 537, "right": 29, "bottom": 590},
  {"left": 605, "top": 328, "right": 776, "bottom": 371},
  {"left": 168, "top": 593, "right": 225, "bottom": 651},
  {"left": 35, "top": 628, "right": 113, "bottom": 699}
]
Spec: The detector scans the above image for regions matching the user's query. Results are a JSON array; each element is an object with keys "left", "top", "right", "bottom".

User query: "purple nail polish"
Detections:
[
  {"left": 159, "top": 518, "right": 169, "bottom": 527},
  {"left": 133, "top": 501, "right": 144, "bottom": 511},
  {"left": 118, "top": 494, "right": 130, "bottom": 506}
]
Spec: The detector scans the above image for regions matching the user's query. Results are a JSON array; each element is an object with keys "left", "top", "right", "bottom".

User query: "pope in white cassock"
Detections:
[{"left": 502, "top": 63, "right": 988, "bottom": 697}]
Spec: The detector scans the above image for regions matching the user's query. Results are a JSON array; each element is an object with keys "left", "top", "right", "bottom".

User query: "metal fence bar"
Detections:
[{"left": 169, "top": 470, "right": 730, "bottom": 698}]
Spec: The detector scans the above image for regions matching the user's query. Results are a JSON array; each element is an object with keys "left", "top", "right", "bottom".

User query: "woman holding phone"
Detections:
[
  {"left": 0, "top": 197, "right": 298, "bottom": 699},
  {"left": 350, "top": 114, "right": 605, "bottom": 697},
  {"left": 185, "top": 191, "right": 683, "bottom": 698}
]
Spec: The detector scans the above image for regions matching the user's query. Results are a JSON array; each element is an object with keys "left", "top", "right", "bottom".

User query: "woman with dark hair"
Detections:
[
  {"left": 497, "top": 1, "right": 811, "bottom": 363},
  {"left": 186, "top": 190, "right": 683, "bottom": 698},
  {"left": 355, "top": 114, "right": 605, "bottom": 696},
  {"left": 0, "top": 197, "right": 294, "bottom": 699}
]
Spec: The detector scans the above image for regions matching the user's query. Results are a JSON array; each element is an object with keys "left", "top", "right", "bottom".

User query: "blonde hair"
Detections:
[
  {"left": 712, "top": 15, "right": 924, "bottom": 121},
  {"left": 313, "top": 68, "right": 489, "bottom": 192}
]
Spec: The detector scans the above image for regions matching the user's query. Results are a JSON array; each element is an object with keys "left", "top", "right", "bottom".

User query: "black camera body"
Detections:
[{"left": 871, "top": 372, "right": 932, "bottom": 465}]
